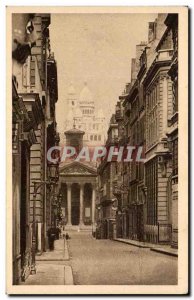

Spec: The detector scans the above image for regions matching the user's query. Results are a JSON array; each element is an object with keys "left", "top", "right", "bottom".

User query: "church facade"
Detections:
[{"left": 59, "top": 126, "right": 97, "bottom": 231}]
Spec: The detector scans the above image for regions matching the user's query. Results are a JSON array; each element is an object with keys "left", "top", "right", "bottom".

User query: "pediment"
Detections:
[{"left": 60, "top": 161, "right": 97, "bottom": 176}]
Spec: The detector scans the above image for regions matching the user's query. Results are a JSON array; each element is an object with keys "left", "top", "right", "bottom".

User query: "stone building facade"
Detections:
[
  {"left": 165, "top": 14, "right": 178, "bottom": 248},
  {"left": 96, "top": 114, "right": 118, "bottom": 239},
  {"left": 12, "top": 13, "right": 59, "bottom": 284},
  {"left": 96, "top": 13, "right": 178, "bottom": 248}
]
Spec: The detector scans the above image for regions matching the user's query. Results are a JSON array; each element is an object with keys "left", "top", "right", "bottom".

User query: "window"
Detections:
[
  {"left": 98, "top": 135, "right": 101, "bottom": 141},
  {"left": 72, "top": 101, "right": 74, "bottom": 106},
  {"left": 90, "top": 135, "right": 93, "bottom": 141},
  {"left": 94, "top": 135, "right": 97, "bottom": 141},
  {"left": 146, "top": 84, "right": 158, "bottom": 148},
  {"left": 172, "top": 77, "right": 178, "bottom": 114},
  {"left": 172, "top": 138, "right": 178, "bottom": 177},
  {"left": 146, "top": 158, "right": 158, "bottom": 225}
]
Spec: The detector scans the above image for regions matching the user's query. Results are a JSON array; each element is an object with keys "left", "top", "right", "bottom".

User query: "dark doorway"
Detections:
[
  {"left": 84, "top": 183, "right": 92, "bottom": 225},
  {"left": 60, "top": 183, "right": 67, "bottom": 225},
  {"left": 20, "top": 142, "right": 27, "bottom": 267},
  {"left": 137, "top": 205, "right": 144, "bottom": 241},
  {"left": 71, "top": 183, "right": 80, "bottom": 225}
]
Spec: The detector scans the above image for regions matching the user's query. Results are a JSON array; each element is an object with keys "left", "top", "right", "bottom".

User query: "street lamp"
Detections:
[
  {"left": 48, "top": 162, "right": 59, "bottom": 183},
  {"left": 31, "top": 180, "right": 50, "bottom": 274},
  {"left": 30, "top": 161, "right": 59, "bottom": 274}
]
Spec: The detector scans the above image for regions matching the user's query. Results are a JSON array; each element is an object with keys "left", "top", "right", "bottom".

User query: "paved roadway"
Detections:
[{"left": 68, "top": 231, "right": 178, "bottom": 285}]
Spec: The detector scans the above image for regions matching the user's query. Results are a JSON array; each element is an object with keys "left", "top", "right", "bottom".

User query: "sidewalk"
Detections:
[
  {"left": 113, "top": 238, "right": 178, "bottom": 257},
  {"left": 22, "top": 238, "right": 74, "bottom": 285},
  {"left": 36, "top": 238, "right": 69, "bottom": 261}
]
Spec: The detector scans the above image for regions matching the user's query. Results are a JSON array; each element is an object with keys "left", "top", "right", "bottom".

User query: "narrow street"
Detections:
[
  {"left": 68, "top": 232, "right": 178, "bottom": 285},
  {"left": 23, "top": 231, "right": 178, "bottom": 286},
  {"left": 10, "top": 12, "right": 183, "bottom": 292}
]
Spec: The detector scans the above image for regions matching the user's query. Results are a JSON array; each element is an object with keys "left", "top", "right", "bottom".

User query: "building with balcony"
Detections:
[
  {"left": 107, "top": 13, "right": 177, "bottom": 246},
  {"left": 12, "top": 13, "right": 59, "bottom": 284},
  {"left": 164, "top": 14, "right": 178, "bottom": 248},
  {"left": 96, "top": 114, "right": 118, "bottom": 239},
  {"left": 143, "top": 14, "right": 175, "bottom": 245}
]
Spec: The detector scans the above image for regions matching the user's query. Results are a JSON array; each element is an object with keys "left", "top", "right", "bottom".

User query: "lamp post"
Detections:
[
  {"left": 30, "top": 161, "right": 59, "bottom": 274},
  {"left": 31, "top": 180, "right": 49, "bottom": 274}
]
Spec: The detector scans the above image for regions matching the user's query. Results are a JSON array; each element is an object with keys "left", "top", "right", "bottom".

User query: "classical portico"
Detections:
[{"left": 59, "top": 161, "right": 97, "bottom": 230}]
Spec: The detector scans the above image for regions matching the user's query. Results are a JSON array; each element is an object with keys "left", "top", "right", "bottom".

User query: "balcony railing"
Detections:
[{"left": 156, "top": 49, "right": 173, "bottom": 62}]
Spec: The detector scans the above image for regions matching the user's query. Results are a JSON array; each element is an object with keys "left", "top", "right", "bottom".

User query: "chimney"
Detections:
[
  {"left": 155, "top": 13, "right": 168, "bottom": 40},
  {"left": 135, "top": 42, "right": 147, "bottom": 72},
  {"left": 131, "top": 58, "right": 137, "bottom": 83},
  {"left": 148, "top": 21, "right": 156, "bottom": 43}
]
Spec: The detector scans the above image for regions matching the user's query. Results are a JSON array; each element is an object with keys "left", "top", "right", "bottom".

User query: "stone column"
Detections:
[
  {"left": 92, "top": 185, "right": 96, "bottom": 224},
  {"left": 67, "top": 183, "right": 72, "bottom": 226},
  {"left": 79, "top": 184, "right": 84, "bottom": 226}
]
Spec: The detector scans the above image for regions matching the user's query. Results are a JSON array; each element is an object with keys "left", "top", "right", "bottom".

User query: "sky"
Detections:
[{"left": 50, "top": 13, "right": 157, "bottom": 133}]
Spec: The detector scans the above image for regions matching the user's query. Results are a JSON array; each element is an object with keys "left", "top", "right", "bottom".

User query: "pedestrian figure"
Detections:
[
  {"left": 47, "top": 226, "right": 56, "bottom": 250},
  {"left": 65, "top": 233, "right": 70, "bottom": 240}
]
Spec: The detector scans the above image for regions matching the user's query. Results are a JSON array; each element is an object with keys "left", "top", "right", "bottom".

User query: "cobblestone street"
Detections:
[{"left": 68, "top": 232, "right": 178, "bottom": 285}]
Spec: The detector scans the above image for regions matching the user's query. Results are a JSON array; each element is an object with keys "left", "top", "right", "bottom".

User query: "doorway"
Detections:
[{"left": 71, "top": 183, "right": 80, "bottom": 225}]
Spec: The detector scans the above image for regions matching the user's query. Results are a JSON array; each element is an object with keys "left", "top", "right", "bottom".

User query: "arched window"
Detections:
[
  {"left": 90, "top": 135, "right": 93, "bottom": 141},
  {"left": 98, "top": 135, "right": 101, "bottom": 141},
  {"left": 94, "top": 135, "right": 97, "bottom": 141}
]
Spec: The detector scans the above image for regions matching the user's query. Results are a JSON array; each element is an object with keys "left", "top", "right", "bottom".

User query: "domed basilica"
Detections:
[{"left": 62, "top": 82, "right": 106, "bottom": 146}]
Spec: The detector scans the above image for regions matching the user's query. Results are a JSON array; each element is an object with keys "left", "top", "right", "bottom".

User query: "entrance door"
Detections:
[
  {"left": 71, "top": 183, "right": 80, "bottom": 225},
  {"left": 20, "top": 143, "right": 27, "bottom": 268},
  {"left": 137, "top": 205, "right": 144, "bottom": 241}
]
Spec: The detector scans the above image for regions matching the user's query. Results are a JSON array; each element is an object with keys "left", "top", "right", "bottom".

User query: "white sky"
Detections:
[{"left": 50, "top": 13, "right": 157, "bottom": 133}]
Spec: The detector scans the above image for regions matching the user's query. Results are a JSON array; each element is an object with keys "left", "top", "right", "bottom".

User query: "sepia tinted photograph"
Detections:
[{"left": 7, "top": 6, "right": 188, "bottom": 295}]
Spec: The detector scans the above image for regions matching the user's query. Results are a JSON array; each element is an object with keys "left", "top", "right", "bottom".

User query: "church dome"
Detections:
[{"left": 79, "top": 82, "right": 94, "bottom": 105}]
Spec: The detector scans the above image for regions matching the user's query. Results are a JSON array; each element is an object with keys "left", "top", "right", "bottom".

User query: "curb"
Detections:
[
  {"left": 64, "top": 266, "right": 74, "bottom": 285},
  {"left": 112, "top": 239, "right": 150, "bottom": 248},
  {"left": 36, "top": 258, "right": 69, "bottom": 261},
  {"left": 113, "top": 239, "right": 178, "bottom": 257},
  {"left": 151, "top": 247, "right": 178, "bottom": 257}
]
